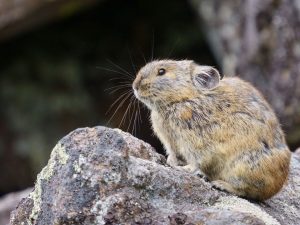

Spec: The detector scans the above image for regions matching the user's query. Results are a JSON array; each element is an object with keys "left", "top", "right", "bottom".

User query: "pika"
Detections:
[{"left": 132, "top": 59, "right": 291, "bottom": 201}]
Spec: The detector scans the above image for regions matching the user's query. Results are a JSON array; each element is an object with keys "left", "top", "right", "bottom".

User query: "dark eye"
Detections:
[{"left": 157, "top": 68, "right": 166, "bottom": 76}]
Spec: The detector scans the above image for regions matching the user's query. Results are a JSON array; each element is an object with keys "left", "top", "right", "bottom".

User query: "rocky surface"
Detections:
[
  {"left": 0, "top": 188, "right": 32, "bottom": 225},
  {"left": 10, "top": 126, "right": 300, "bottom": 224},
  {"left": 189, "top": 0, "right": 300, "bottom": 146}
]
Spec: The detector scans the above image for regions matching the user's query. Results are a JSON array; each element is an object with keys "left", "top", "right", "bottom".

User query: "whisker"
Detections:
[
  {"left": 109, "top": 77, "right": 132, "bottom": 82},
  {"left": 111, "top": 80, "right": 132, "bottom": 85},
  {"left": 105, "top": 84, "right": 131, "bottom": 93},
  {"left": 106, "top": 91, "right": 132, "bottom": 127},
  {"left": 107, "top": 86, "right": 131, "bottom": 94},
  {"left": 151, "top": 30, "right": 155, "bottom": 61},
  {"left": 137, "top": 100, "right": 143, "bottom": 128},
  {"left": 96, "top": 66, "right": 132, "bottom": 79},
  {"left": 131, "top": 110, "right": 137, "bottom": 136},
  {"left": 106, "top": 90, "right": 131, "bottom": 115},
  {"left": 132, "top": 98, "right": 137, "bottom": 135},
  {"left": 105, "top": 83, "right": 132, "bottom": 89},
  {"left": 119, "top": 95, "right": 134, "bottom": 129},
  {"left": 107, "top": 59, "right": 134, "bottom": 79},
  {"left": 138, "top": 47, "right": 147, "bottom": 64},
  {"left": 167, "top": 37, "right": 181, "bottom": 58},
  {"left": 127, "top": 46, "right": 137, "bottom": 74},
  {"left": 127, "top": 97, "right": 136, "bottom": 133},
  {"left": 132, "top": 99, "right": 139, "bottom": 136}
]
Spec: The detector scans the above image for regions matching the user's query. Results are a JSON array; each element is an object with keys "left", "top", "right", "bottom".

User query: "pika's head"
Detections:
[{"left": 132, "top": 60, "right": 222, "bottom": 109}]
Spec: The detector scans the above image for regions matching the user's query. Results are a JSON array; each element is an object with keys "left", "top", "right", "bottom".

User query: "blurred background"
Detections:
[{"left": 0, "top": 0, "right": 299, "bottom": 210}]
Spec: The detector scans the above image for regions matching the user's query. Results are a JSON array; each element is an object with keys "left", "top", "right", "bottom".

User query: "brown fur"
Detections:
[{"left": 133, "top": 60, "right": 291, "bottom": 201}]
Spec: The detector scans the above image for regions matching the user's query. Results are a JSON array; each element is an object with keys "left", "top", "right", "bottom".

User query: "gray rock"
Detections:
[
  {"left": 10, "top": 127, "right": 300, "bottom": 225},
  {"left": 0, "top": 188, "right": 32, "bottom": 225}
]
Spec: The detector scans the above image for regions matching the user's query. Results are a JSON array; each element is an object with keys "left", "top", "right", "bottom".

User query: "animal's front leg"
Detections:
[
  {"left": 211, "top": 180, "right": 242, "bottom": 197},
  {"left": 176, "top": 164, "right": 198, "bottom": 173},
  {"left": 166, "top": 152, "right": 179, "bottom": 167},
  {"left": 176, "top": 164, "right": 209, "bottom": 181}
]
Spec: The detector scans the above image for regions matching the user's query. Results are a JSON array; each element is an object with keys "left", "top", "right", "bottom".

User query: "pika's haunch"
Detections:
[{"left": 132, "top": 60, "right": 291, "bottom": 201}]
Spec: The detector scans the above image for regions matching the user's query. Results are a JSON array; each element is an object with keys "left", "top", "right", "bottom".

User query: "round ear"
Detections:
[{"left": 191, "top": 65, "right": 222, "bottom": 90}]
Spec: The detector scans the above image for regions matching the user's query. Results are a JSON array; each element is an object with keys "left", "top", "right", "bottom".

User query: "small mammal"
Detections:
[{"left": 132, "top": 59, "right": 291, "bottom": 201}]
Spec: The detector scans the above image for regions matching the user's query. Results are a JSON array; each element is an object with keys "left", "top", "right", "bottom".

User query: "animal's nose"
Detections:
[{"left": 132, "top": 74, "right": 142, "bottom": 90}]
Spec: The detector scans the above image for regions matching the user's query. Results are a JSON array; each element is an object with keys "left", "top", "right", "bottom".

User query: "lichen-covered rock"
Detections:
[{"left": 10, "top": 127, "right": 300, "bottom": 224}]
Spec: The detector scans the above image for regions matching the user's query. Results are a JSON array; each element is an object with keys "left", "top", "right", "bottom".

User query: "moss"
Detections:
[
  {"left": 55, "top": 143, "right": 69, "bottom": 165},
  {"left": 73, "top": 159, "right": 81, "bottom": 173},
  {"left": 27, "top": 143, "right": 69, "bottom": 224}
]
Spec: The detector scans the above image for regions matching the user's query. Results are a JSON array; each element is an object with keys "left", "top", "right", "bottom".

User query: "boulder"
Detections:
[
  {"left": 10, "top": 127, "right": 300, "bottom": 224},
  {"left": 0, "top": 188, "right": 32, "bottom": 225}
]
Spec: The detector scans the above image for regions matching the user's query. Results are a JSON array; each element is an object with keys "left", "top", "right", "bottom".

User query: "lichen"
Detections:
[
  {"left": 91, "top": 194, "right": 123, "bottom": 225},
  {"left": 56, "top": 143, "right": 69, "bottom": 165},
  {"left": 27, "top": 142, "right": 69, "bottom": 224},
  {"left": 73, "top": 156, "right": 81, "bottom": 173},
  {"left": 213, "top": 196, "right": 280, "bottom": 225}
]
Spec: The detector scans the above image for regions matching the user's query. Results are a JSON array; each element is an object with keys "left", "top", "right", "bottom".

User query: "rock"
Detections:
[
  {"left": 10, "top": 126, "right": 300, "bottom": 224},
  {"left": 0, "top": 188, "right": 32, "bottom": 225}
]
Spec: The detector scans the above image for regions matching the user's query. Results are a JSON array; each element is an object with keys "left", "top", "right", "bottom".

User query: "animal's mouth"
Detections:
[
  {"left": 132, "top": 81, "right": 148, "bottom": 100},
  {"left": 132, "top": 85, "right": 153, "bottom": 109},
  {"left": 133, "top": 90, "right": 148, "bottom": 103}
]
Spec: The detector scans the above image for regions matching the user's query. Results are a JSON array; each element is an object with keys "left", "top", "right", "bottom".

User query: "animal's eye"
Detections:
[{"left": 157, "top": 68, "right": 166, "bottom": 76}]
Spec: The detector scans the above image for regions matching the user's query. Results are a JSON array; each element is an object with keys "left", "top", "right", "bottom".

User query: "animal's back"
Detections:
[{"left": 206, "top": 77, "right": 291, "bottom": 200}]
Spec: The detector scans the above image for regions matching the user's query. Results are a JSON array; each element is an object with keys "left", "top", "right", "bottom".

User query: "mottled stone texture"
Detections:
[
  {"left": 10, "top": 127, "right": 300, "bottom": 224},
  {"left": 0, "top": 188, "right": 32, "bottom": 225},
  {"left": 190, "top": 0, "right": 300, "bottom": 146}
]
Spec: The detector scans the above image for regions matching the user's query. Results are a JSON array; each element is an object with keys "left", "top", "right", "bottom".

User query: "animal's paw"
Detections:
[
  {"left": 166, "top": 155, "right": 179, "bottom": 167},
  {"left": 211, "top": 180, "right": 236, "bottom": 195},
  {"left": 211, "top": 180, "right": 243, "bottom": 198},
  {"left": 195, "top": 171, "right": 209, "bottom": 182},
  {"left": 212, "top": 180, "right": 227, "bottom": 192},
  {"left": 175, "top": 164, "right": 198, "bottom": 173}
]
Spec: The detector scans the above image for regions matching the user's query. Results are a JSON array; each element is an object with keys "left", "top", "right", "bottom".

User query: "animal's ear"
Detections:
[{"left": 191, "top": 64, "right": 222, "bottom": 90}]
